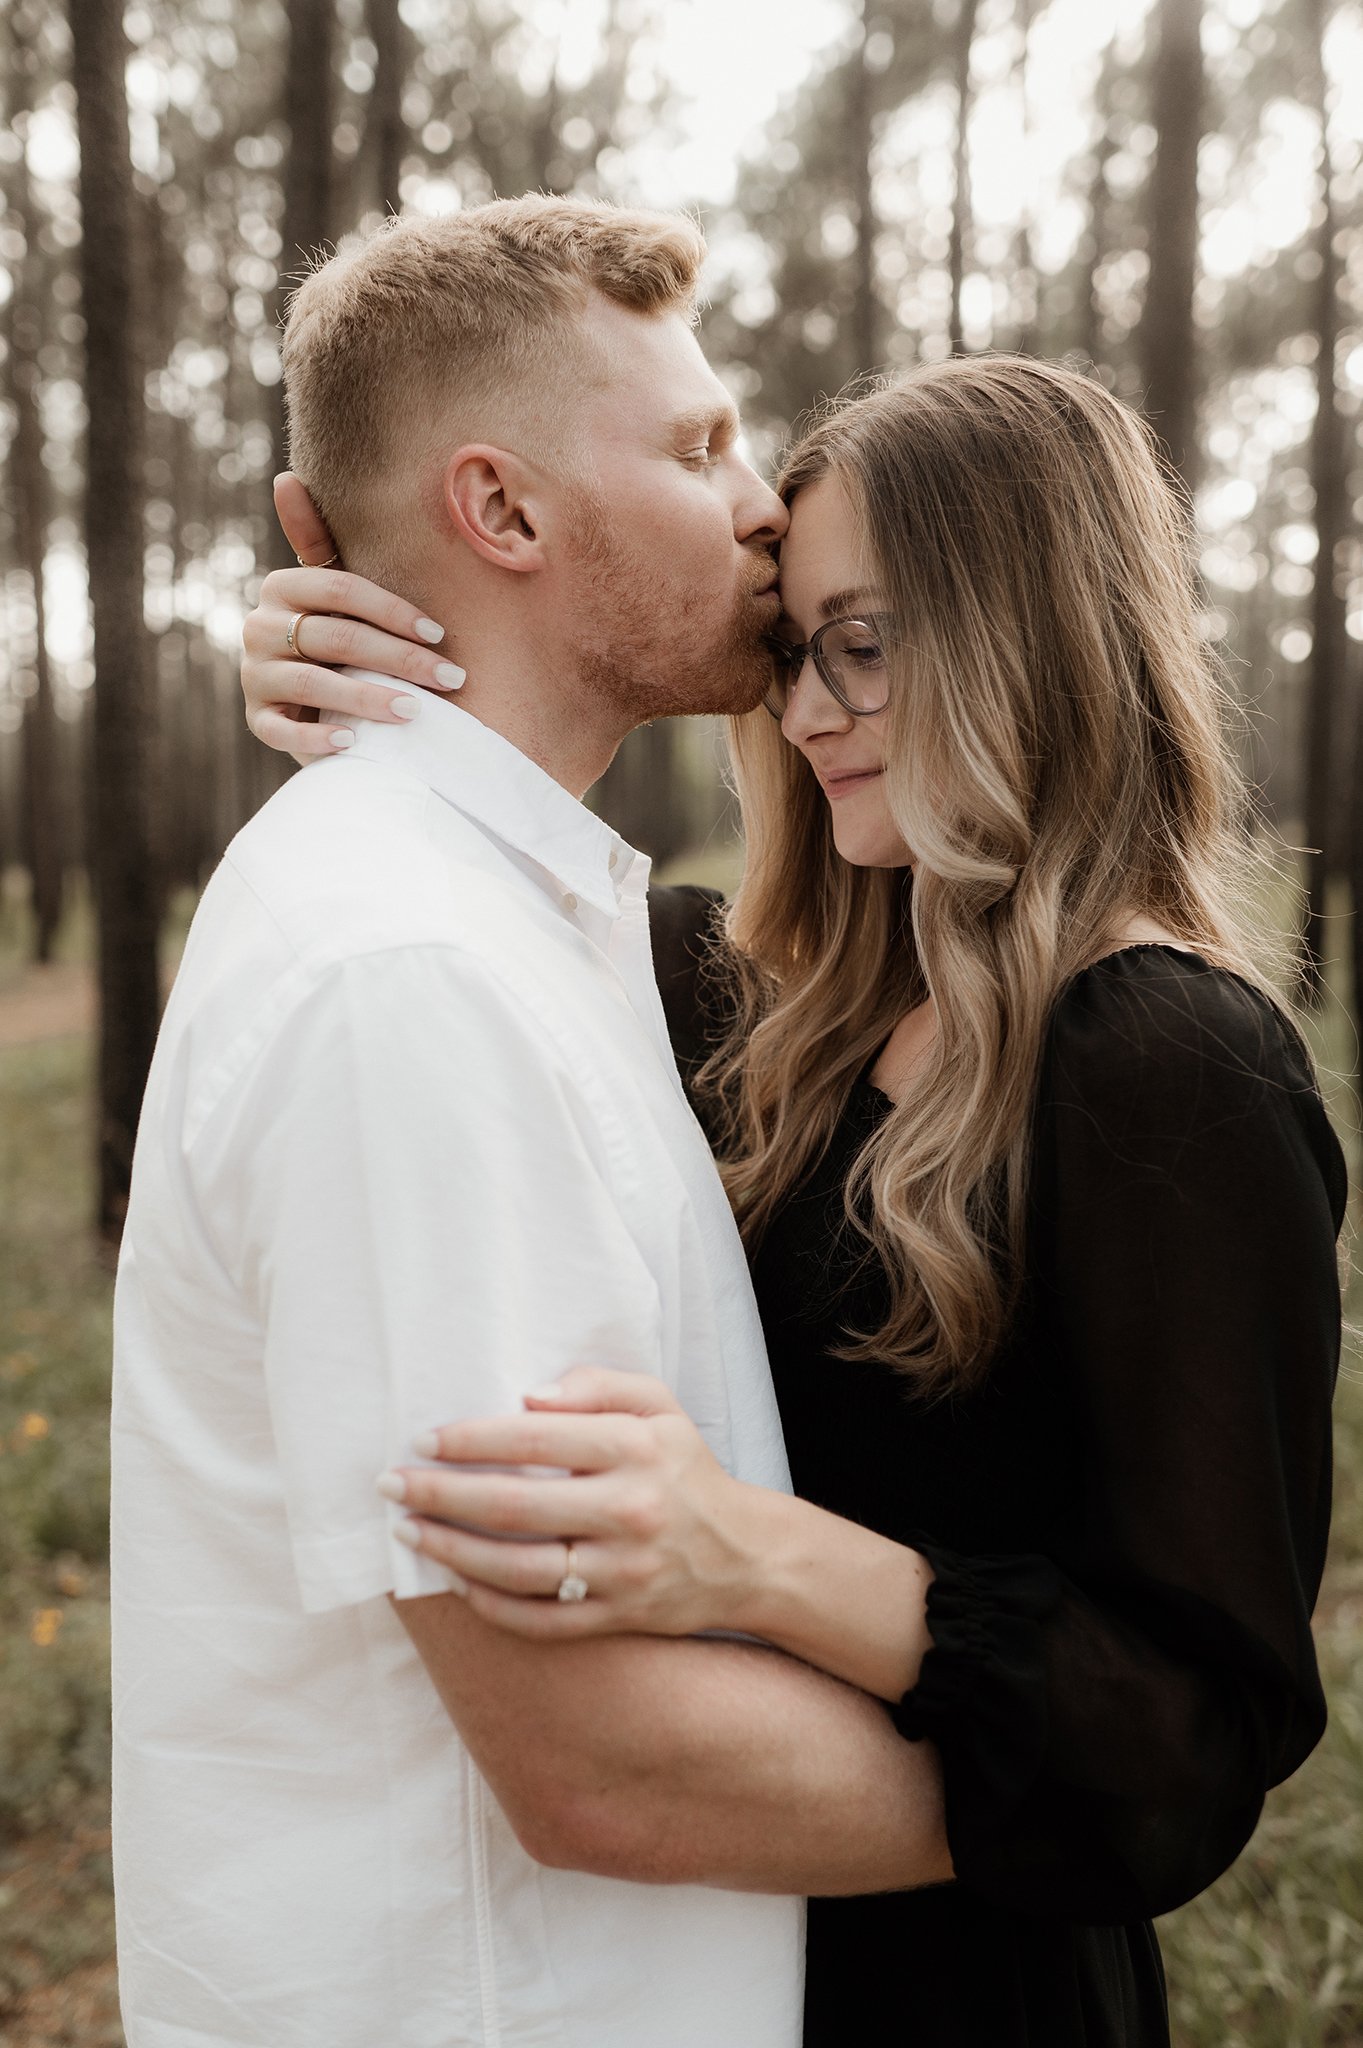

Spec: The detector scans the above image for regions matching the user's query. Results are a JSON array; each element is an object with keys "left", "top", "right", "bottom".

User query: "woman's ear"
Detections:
[{"left": 442, "top": 446, "right": 546, "bottom": 575}]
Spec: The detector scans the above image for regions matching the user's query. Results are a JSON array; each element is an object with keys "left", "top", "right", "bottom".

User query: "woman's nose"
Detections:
[{"left": 780, "top": 654, "right": 854, "bottom": 743}]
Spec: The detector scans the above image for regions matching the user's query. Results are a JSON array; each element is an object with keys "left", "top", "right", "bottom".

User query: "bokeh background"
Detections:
[{"left": 0, "top": 1, "right": 1360, "bottom": 2041}]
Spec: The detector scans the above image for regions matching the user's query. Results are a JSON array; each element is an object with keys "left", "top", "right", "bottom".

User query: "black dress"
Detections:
[{"left": 654, "top": 895, "right": 1349, "bottom": 2048}]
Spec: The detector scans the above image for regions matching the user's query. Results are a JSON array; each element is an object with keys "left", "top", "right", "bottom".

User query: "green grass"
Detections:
[{"left": 0, "top": 872, "right": 1359, "bottom": 2043}]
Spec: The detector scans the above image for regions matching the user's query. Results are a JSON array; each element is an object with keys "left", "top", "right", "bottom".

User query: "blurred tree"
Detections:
[
  {"left": 948, "top": 0, "right": 981, "bottom": 354},
  {"left": 1010, "top": 0, "right": 1038, "bottom": 355},
  {"left": 69, "top": 0, "right": 161, "bottom": 1240},
  {"left": 269, "top": 0, "right": 337, "bottom": 568},
  {"left": 366, "top": 0, "right": 410, "bottom": 219},
  {"left": 850, "top": 0, "right": 880, "bottom": 373},
  {"left": 3, "top": 0, "right": 65, "bottom": 962},
  {"left": 1300, "top": 0, "right": 1351, "bottom": 1001},
  {"left": 1139, "top": 0, "right": 1204, "bottom": 487}
]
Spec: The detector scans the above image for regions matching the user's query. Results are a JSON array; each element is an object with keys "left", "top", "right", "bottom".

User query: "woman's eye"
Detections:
[{"left": 844, "top": 640, "right": 885, "bottom": 667}]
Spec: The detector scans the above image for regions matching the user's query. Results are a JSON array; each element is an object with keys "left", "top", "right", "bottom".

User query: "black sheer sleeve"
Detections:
[
  {"left": 892, "top": 952, "right": 1349, "bottom": 1924},
  {"left": 648, "top": 883, "right": 731, "bottom": 1098}
]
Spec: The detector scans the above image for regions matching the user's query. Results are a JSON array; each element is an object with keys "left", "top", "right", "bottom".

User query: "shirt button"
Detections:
[{"left": 563, "top": 892, "right": 578, "bottom": 912}]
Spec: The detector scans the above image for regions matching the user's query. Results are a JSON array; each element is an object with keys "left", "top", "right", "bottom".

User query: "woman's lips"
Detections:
[{"left": 819, "top": 767, "right": 884, "bottom": 799}]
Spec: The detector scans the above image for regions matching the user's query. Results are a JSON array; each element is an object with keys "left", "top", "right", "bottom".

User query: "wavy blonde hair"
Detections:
[{"left": 701, "top": 355, "right": 1294, "bottom": 1399}]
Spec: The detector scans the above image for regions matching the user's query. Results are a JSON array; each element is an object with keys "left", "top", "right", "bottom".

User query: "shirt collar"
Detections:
[{"left": 334, "top": 677, "right": 641, "bottom": 920}]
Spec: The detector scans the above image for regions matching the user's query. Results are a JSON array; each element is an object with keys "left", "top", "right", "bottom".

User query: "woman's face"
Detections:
[{"left": 775, "top": 475, "right": 914, "bottom": 869}]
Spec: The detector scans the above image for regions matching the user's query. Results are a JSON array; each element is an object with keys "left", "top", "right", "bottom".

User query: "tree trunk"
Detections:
[
  {"left": 947, "top": 0, "right": 981, "bottom": 354},
  {"left": 267, "top": 0, "right": 336, "bottom": 573},
  {"left": 1342, "top": 688, "right": 1350, "bottom": 1073},
  {"left": 253, "top": 0, "right": 337, "bottom": 813},
  {"left": 367, "top": 0, "right": 407, "bottom": 219},
  {"left": 1139, "top": 0, "right": 1203, "bottom": 489},
  {"left": 14, "top": 349, "right": 63, "bottom": 962},
  {"left": 70, "top": 0, "right": 162, "bottom": 1243},
  {"left": 1299, "top": 0, "right": 1348, "bottom": 1004},
  {"left": 849, "top": 0, "right": 878, "bottom": 374},
  {"left": 1011, "top": 0, "right": 1038, "bottom": 353},
  {"left": 5, "top": 0, "right": 65, "bottom": 961},
  {"left": 1078, "top": 115, "right": 1116, "bottom": 366}
]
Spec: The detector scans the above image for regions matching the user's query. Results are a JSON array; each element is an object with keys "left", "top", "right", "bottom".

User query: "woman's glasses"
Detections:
[{"left": 761, "top": 615, "right": 894, "bottom": 720}]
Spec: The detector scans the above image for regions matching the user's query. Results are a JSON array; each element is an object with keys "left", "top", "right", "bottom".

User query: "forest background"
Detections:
[{"left": 1, "top": 0, "right": 1361, "bottom": 2041}]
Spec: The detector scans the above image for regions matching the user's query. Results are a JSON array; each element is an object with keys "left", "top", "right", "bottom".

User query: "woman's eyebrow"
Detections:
[{"left": 817, "top": 586, "right": 882, "bottom": 619}]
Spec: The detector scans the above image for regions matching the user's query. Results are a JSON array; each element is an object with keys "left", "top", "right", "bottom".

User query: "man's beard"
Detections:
[{"left": 565, "top": 494, "right": 774, "bottom": 727}]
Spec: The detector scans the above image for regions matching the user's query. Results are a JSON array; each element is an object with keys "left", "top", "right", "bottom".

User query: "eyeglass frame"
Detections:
[{"left": 760, "top": 613, "right": 895, "bottom": 721}]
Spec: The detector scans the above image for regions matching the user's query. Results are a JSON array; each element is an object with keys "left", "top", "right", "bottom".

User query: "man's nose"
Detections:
[{"left": 735, "top": 466, "right": 789, "bottom": 547}]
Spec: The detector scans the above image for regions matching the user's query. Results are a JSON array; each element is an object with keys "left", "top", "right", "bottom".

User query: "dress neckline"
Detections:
[{"left": 856, "top": 944, "right": 1214, "bottom": 1108}]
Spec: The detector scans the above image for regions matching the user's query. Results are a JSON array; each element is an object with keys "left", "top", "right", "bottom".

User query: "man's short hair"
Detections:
[{"left": 282, "top": 195, "right": 707, "bottom": 588}]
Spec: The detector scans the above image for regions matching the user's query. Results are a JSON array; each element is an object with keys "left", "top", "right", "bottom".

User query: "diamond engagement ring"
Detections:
[
  {"left": 557, "top": 1544, "right": 589, "bottom": 1603},
  {"left": 285, "top": 611, "right": 307, "bottom": 655}
]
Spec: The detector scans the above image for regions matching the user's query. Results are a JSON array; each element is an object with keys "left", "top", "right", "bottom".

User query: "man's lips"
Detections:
[{"left": 818, "top": 766, "right": 885, "bottom": 798}]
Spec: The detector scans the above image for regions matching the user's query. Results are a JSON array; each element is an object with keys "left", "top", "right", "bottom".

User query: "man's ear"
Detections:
[{"left": 442, "top": 446, "right": 549, "bottom": 575}]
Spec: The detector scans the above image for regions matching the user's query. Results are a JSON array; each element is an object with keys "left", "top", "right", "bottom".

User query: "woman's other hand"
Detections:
[
  {"left": 240, "top": 472, "right": 468, "bottom": 759},
  {"left": 377, "top": 1368, "right": 767, "bottom": 1642}
]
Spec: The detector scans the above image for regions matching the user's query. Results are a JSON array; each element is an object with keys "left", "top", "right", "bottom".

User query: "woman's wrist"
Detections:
[{"left": 724, "top": 1485, "right": 935, "bottom": 1703}]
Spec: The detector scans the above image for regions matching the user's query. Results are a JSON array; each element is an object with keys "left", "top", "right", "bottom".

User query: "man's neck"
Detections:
[{"left": 423, "top": 614, "right": 628, "bottom": 801}]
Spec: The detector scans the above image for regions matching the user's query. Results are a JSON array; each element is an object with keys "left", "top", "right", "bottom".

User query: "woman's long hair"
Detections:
[{"left": 701, "top": 355, "right": 1295, "bottom": 1400}]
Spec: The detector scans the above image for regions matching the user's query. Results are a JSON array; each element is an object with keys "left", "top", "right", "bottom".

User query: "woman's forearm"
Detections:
[{"left": 724, "top": 1485, "right": 934, "bottom": 1702}]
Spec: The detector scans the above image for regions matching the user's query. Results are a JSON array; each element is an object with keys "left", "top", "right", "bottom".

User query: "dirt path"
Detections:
[{"left": 0, "top": 963, "right": 95, "bottom": 1050}]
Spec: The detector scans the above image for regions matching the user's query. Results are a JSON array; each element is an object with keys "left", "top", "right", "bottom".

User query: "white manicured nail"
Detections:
[
  {"left": 528, "top": 1382, "right": 565, "bottom": 1402},
  {"left": 329, "top": 727, "right": 356, "bottom": 750},
  {"left": 435, "top": 663, "right": 466, "bottom": 690},
  {"left": 393, "top": 1518, "right": 421, "bottom": 1547},
  {"left": 446, "top": 1572, "right": 470, "bottom": 1597},
  {"left": 376, "top": 1471, "right": 406, "bottom": 1502},
  {"left": 415, "top": 617, "right": 445, "bottom": 644},
  {"left": 390, "top": 695, "right": 420, "bottom": 721},
  {"left": 412, "top": 1430, "right": 440, "bottom": 1458}
]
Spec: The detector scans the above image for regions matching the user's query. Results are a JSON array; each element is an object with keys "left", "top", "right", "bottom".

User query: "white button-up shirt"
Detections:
[{"left": 111, "top": 693, "right": 804, "bottom": 2048}]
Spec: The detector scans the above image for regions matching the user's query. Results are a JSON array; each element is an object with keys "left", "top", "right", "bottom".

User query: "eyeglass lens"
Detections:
[{"left": 764, "top": 619, "right": 890, "bottom": 718}]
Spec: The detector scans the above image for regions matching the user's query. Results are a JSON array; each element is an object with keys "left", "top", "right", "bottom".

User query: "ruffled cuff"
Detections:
[{"left": 891, "top": 1543, "right": 1063, "bottom": 1829}]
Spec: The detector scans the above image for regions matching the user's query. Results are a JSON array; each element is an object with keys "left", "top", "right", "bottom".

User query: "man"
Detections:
[{"left": 112, "top": 196, "right": 949, "bottom": 2048}]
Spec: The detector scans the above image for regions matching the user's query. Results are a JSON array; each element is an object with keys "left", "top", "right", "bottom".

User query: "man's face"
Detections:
[{"left": 555, "top": 297, "right": 788, "bottom": 722}]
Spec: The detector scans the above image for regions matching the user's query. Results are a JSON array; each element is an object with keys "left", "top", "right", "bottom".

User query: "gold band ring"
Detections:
[
  {"left": 556, "top": 1543, "right": 589, "bottom": 1603},
  {"left": 296, "top": 551, "right": 340, "bottom": 567},
  {"left": 285, "top": 611, "right": 306, "bottom": 656}
]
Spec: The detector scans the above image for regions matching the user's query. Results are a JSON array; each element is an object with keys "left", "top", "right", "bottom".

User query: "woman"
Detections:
[{"left": 240, "top": 356, "right": 1348, "bottom": 2046}]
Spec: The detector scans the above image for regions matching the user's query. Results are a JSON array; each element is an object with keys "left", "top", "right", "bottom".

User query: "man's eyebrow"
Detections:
[{"left": 668, "top": 402, "right": 741, "bottom": 444}]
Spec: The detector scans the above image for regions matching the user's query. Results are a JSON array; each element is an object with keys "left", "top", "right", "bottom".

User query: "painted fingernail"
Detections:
[
  {"left": 412, "top": 1430, "right": 440, "bottom": 1458},
  {"left": 435, "top": 663, "right": 466, "bottom": 690},
  {"left": 415, "top": 617, "right": 445, "bottom": 644},
  {"left": 393, "top": 1518, "right": 421, "bottom": 1547},
  {"left": 447, "top": 1572, "right": 470, "bottom": 1597},
  {"left": 528, "top": 1382, "right": 565, "bottom": 1402},
  {"left": 329, "top": 727, "right": 356, "bottom": 750},
  {"left": 389, "top": 695, "right": 420, "bottom": 721},
  {"left": 376, "top": 1471, "right": 406, "bottom": 1502}
]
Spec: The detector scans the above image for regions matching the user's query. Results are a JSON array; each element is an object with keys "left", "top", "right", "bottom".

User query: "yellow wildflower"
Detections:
[
  {"left": 20, "top": 1413, "right": 49, "bottom": 1440},
  {"left": 31, "top": 1609, "right": 63, "bottom": 1648}
]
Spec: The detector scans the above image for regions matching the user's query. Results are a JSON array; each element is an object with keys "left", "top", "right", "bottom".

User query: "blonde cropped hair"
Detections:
[
  {"left": 702, "top": 356, "right": 1295, "bottom": 1399},
  {"left": 282, "top": 194, "right": 706, "bottom": 586}
]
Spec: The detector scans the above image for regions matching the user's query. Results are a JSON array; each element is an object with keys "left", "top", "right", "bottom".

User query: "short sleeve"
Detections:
[
  {"left": 197, "top": 945, "right": 664, "bottom": 1615},
  {"left": 893, "top": 954, "right": 1347, "bottom": 1922}
]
